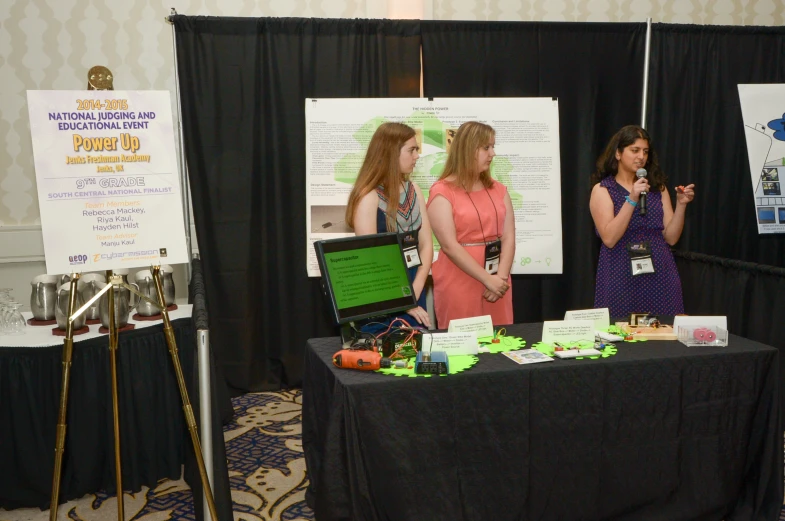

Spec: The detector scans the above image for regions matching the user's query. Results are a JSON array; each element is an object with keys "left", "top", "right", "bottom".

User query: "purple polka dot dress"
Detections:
[{"left": 594, "top": 176, "right": 684, "bottom": 317}]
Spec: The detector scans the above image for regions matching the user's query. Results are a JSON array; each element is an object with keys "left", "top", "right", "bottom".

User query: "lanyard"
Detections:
[{"left": 465, "top": 187, "right": 500, "bottom": 243}]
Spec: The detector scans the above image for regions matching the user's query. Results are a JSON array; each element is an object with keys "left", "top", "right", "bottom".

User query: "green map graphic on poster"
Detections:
[{"left": 331, "top": 112, "right": 522, "bottom": 213}]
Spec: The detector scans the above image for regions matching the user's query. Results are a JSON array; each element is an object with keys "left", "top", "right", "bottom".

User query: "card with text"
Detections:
[
  {"left": 541, "top": 320, "right": 595, "bottom": 345},
  {"left": 421, "top": 332, "right": 478, "bottom": 356},
  {"left": 502, "top": 349, "right": 553, "bottom": 365},
  {"left": 564, "top": 308, "right": 610, "bottom": 330},
  {"left": 448, "top": 315, "right": 494, "bottom": 338}
]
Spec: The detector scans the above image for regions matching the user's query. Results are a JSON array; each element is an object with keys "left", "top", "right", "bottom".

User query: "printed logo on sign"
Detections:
[
  {"left": 159, "top": 248, "right": 168, "bottom": 257},
  {"left": 69, "top": 254, "right": 88, "bottom": 265}
]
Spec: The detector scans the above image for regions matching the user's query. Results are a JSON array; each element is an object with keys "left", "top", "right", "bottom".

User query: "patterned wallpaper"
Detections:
[{"left": 1, "top": 0, "right": 782, "bottom": 226}]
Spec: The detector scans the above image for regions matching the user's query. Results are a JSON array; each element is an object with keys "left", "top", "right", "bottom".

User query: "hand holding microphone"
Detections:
[{"left": 635, "top": 168, "right": 648, "bottom": 215}]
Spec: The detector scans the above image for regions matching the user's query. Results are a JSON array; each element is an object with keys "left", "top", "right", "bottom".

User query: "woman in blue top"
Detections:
[{"left": 345, "top": 122, "right": 433, "bottom": 327}]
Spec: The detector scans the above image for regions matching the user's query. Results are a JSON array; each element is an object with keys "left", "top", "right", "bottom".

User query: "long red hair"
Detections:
[{"left": 346, "top": 122, "right": 416, "bottom": 231}]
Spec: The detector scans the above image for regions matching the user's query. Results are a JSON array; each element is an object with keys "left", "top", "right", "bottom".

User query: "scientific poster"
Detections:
[
  {"left": 27, "top": 90, "right": 188, "bottom": 274},
  {"left": 305, "top": 98, "right": 563, "bottom": 276},
  {"left": 738, "top": 84, "right": 785, "bottom": 234}
]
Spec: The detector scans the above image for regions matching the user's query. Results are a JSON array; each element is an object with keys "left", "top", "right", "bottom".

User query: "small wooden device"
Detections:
[{"left": 615, "top": 321, "right": 677, "bottom": 341}]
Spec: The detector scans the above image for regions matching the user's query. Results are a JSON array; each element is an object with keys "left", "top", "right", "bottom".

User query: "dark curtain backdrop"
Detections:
[
  {"left": 675, "top": 250, "right": 785, "bottom": 417},
  {"left": 173, "top": 16, "right": 421, "bottom": 392},
  {"left": 421, "top": 21, "right": 647, "bottom": 322},
  {"left": 647, "top": 24, "right": 785, "bottom": 263},
  {"left": 647, "top": 25, "right": 785, "bottom": 362},
  {"left": 172, "top": 17, "right": 785, "bottom": 394}
]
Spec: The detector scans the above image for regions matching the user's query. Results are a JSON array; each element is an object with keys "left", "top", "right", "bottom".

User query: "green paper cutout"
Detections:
[
  {"left": 598, "top": 324, "right": 648, "bottom": 343},
  {"left": 376, "top": 354, "right": 479, "bottom": 378},
  {"left": 601, "top": 324, "right": 625, "bottom": 336},
  {"left": 477, "top": 336, "right": 526, "bottom": 353}
]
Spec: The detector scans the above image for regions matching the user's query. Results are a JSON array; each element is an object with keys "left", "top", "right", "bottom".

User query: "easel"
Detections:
[{"left": 49, "top": 266, "right": 218, "bottom": 521}]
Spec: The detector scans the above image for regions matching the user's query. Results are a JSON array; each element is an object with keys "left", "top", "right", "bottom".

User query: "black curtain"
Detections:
[
  {"left": 675, "top": 250, "right": 785, "bottom": 418},
  {"left": 422, "top": 21, "right": 647, "bottom": 322},
  {"left": 647, "top": 25, "right": 785, "bottom": 368},
  {"left": 647, "top": 24, "right": 785, "bottom": 263},
  {"left": 173, "top": 16, "right": 421, "bottom": 393}
]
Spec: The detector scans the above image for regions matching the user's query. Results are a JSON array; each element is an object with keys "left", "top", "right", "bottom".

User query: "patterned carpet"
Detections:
[
  {"left": 0, "top": 390, "right": 314, "bottom": 521},
  {"left": 2, "top": 390, "right": 783, "bottom": 521}
]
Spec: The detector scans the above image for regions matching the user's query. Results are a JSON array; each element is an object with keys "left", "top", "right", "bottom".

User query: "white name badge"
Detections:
[
  {"left": 421, "top": 332, "right": 478, "bottom": 356},
  {"left": 541, "top": 320, "right": 595, "bottom": 345},
  {"left": 564, "top": 308, "right": 610, "bottom": 331},
  {"left": 448, "top": 315, "right": 494, "bottom": 338}
]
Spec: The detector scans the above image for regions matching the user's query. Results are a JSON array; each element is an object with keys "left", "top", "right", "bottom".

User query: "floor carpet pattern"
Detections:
[
  {"left": 2, "top": 389, "right": 784, "bottom": 521},
  {"left": 0, "top": 390, "right": 314, "bottom": 521}
]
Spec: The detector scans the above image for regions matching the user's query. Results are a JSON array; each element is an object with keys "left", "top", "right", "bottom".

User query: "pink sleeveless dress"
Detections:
[{"left": 427, "top": 179, "right": 513, "bottom": 329}]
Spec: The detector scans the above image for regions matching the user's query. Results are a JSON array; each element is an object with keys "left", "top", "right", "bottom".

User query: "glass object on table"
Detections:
[
  {"left": 5, "top": 301, "right": 26, "bottom": 335},
  {"left": 0, "top": 289, "right": 26, "bottom": 335}
]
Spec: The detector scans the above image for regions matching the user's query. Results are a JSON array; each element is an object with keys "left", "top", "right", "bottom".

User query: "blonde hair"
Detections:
[
  {"left": 346, "top": 122, "right": 416, "bottom": 231},
  {"left": 440, "top": 121, "right": 495, "bottom": 190}
]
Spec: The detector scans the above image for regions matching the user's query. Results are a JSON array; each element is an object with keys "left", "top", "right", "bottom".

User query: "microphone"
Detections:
[{"left": 636, "top": 168, "right": 647, "bottom": 215}]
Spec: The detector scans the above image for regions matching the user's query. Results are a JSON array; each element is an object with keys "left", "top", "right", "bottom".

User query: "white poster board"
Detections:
[
  {"left": 305, "top": 97, "right": 563, "bottom": 276},
  {"left": 738, "top": 84, "right": 785, "bottom": 234},
  {"left": 27, "top": 90, "right": 189, "bottom": 274}
]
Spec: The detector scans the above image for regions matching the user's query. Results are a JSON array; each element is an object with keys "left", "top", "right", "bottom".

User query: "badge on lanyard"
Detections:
[
  {"left": 626, "top": 241, "right": 655, "bottom": 276},
  {"left": 401, "top": 229, "right": 421, "bottom": 269},
  {"left": 484, "top": 239, "right": 502, "bottom": 274}
]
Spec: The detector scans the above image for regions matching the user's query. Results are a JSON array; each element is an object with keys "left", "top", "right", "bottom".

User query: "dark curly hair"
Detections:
[{"left": 591, "top": 125, "right": 667, "bottom": 191}]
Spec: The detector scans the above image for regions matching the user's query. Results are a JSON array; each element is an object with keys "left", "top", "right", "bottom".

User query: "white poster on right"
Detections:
[{"left": 738, "top": 84, "right": 785, "bottom": 234}]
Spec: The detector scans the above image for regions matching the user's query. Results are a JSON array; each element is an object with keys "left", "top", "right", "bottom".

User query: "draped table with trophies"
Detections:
[{"left": 0, "top": 302, "right": 233, "bottom": 520}]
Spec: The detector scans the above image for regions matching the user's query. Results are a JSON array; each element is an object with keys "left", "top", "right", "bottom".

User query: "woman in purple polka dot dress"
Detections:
[{"left": 590, "top": 125, "right": 696, "bottom": 318}]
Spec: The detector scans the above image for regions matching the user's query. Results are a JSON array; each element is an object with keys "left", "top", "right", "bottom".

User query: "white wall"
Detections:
[{"left": 1, "top": 0, "right": 781, "bottom": 308}]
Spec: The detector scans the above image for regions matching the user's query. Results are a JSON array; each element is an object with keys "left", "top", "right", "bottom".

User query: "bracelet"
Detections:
[{"left": 625, "top": 196, "right": 638, "bottom": 207}]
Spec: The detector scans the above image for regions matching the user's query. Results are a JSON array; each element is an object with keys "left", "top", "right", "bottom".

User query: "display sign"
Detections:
[
  {"left": 27, "top": 90, "right": 188, "bottom": 274},
  {"left": 564, "top": 308, "right": 610, "bottom": 330},
  {"left": 305, "top": 97, "right": 563, "bottom": 276},
  {"left": 447, "top": 314, "right": 494, "bottom": 337},
  {"left": 421, "top": 332, "right": 479, "bottom": 356},
  {"left": 541, "top": 320, "right": 594, "bottom": 345},
  {"left": 738, "top": 84, "right": 785, "bottom": 234}
]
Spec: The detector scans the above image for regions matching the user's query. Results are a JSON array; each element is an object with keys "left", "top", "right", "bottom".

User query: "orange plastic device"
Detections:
[{"left": 332, "top": 349, "right": 391, "bottom": 370}]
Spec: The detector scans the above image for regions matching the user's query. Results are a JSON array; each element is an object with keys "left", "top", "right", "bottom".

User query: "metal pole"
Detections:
[
  {"left": 198, "top": 329, "right": 214, "bottom": 521},
  {"left": 106, "top": 270, "right": 124, "bottom": 521},
  {"left": 641, "top": 17, "right": 652, "bottom": 128},
  {"left": 49, "top": 274, "right": 80, "bottom": 521},
  {"left": 151, "top": 266, "right": 219, "bottom": 521},
  {"left": 168, "top": 9, "right": 193, "bottom": 285}
]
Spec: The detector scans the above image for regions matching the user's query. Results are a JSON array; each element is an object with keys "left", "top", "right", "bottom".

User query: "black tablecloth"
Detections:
[
  {"left": 303, "top": 323, "right": 783, "bottom": 521},
  {"left": 0, "top": 317, "right": 233, "bottom": 521}
]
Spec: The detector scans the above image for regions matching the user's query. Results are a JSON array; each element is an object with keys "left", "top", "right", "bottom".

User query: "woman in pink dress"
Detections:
[{"left": 427, "top": 122, "right": 515, "bottom": 329}]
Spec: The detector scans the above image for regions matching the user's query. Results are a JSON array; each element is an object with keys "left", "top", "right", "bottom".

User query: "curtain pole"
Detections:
[
  {"left": 641, "top": 17, "right": 652, "bottom": 128},
  {"left": 167, "top": 8, "right": 193, "bottom": 285}
]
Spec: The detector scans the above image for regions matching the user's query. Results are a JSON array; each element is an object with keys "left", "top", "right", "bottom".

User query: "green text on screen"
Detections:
[{"left": 324, "top": 244, "right": 411, "bottom": 309}]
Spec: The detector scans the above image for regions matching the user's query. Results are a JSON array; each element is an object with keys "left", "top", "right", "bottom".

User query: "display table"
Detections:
[
  {"left": 0, "top": 305, "right": 233, "bottom": 521},
  {"left": 303, "top": 323, "right": 783, "bottom": 521}
]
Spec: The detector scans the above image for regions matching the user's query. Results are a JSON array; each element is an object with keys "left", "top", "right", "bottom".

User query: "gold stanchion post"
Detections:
[
  {"left": 150, "top": 265, "right": 219, "bottom": 520},
  {"left": 49, "top": 273, "right": 80, "bottom": 521},
  {"left": 106, "top": 270, "right": 124, "bottom": 521},
  {"left": 48, "top": 266, "right": 218, "bottom": 521}
]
